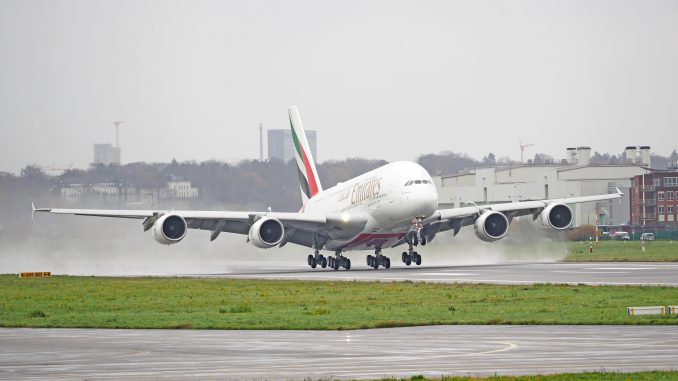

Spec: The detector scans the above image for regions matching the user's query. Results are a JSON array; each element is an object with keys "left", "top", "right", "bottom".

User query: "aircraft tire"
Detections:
[
  {"left": 311, "top": 257, "right": 317, "bottom": 268},
  {"left": 414, "top": 253, "right": 422, "bottom": 266},
  {"left": 344, "top": 258, "right": 351, "bottom": 270},
  {"left": 321, "top": 257, "right": 327, "bottom": 268},
  {"left": 405, "top": 255, "right": 411, "bottom": 266},
  {"left": 307, "top": 255, "right": 313, "bottom": 266},
  {"left": 402, "top": 252, "right": 407, "bottom": 263},
  {"left": 384, "top": 257, "right": 390, "bottom": 269}
]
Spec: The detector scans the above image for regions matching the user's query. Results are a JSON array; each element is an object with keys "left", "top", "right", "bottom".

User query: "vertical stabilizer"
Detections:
[{"left": 289, "top": 106, "right": 322, "bottom": 204}]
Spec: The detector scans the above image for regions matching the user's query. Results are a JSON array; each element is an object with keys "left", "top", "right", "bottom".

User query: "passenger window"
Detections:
[{"left": 415, "top": 180, "right": 422, "bottom": 184}]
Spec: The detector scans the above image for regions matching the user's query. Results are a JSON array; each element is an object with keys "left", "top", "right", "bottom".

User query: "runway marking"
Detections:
[
  {"left": 591, "top": 267, "right": 657, "bottom": 270},
  {"left": 419, "top": 341, "right": 519, "bottom": 358},
  {"left": 554, "top": 271, "right": 628, "bottom": 274},
  {"left": 418, "top": 273, "right": 479, "bottom": 276}
]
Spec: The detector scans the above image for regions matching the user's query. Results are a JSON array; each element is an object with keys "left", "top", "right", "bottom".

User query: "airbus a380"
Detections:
[{"left": 34, "top": 106, "right": 622, "bottom": 270}]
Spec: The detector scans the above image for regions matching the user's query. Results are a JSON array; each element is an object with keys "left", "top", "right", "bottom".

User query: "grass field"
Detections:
[
  {"left": 565, "top": 240, "right": 678, "bottom": 262},
  {"left": 1, "top": 275, "right": 677, "bottom": 329},
  {"left": 380, "top": 372, "right": 678, "bottom": 381}
]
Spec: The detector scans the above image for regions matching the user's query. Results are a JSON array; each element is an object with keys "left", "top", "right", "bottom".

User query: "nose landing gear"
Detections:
[
  {"left": 401, "top": 249, "right": 422, "bottom": 266},
  {"left": 402, "top": 222, "right": 424, "bottom": 266}
]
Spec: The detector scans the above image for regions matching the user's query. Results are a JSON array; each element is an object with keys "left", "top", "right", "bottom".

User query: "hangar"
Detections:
[{"left": 433, "top": 146, "right": 652, "bottom": 227}]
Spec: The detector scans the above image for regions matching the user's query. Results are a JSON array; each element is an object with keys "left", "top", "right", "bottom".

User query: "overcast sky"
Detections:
[{"left": 1, "top": 0, "right": 677, "bottom": 174}]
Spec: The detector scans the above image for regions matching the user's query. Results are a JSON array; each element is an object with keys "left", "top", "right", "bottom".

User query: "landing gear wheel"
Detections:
[
  {"left": 402, "top": 252, "right": 408, "bottom": 263},
  {"left": 413, "top": 252, "right": 422, "bottom": 266},
  {"left": 384, "top": 257, "right": 391, "bottom": 269},
  {"left": 307, "top": 255, "right": 313, "bottom": 266},
  {"left": 405, "top": 255, "right": 412, "bottom": 266},
  {"left": 310, "top": 257, "right": 317, "bottom": 268},
  {"left": 344, "top": 258, "right": 351, "bottom": 270},
  {"left": 333, "top": 257, "right": 340, "bottom": 271},
  {"left": 321, "top": 256, "right": 327, "bottom": 268}
]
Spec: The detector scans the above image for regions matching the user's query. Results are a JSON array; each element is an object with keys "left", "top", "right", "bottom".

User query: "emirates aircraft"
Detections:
[{"left": 34, "top": 106, "right": 622, "bottom": 270}]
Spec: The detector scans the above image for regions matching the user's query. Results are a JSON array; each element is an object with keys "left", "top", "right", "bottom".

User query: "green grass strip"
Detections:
[
  {"left": 1, "top": 275, "right": 677, "bottom": 329},
  {"left": 377, "top": 372, "right": 678, "bottom": 381},
  {"left": 565, "top": 240, "right": 678, "bottom": 262}
]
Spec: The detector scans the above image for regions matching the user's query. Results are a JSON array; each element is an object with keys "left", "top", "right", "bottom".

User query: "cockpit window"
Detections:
[{"left": 406, "top": 179, "right": 433, "bottom": 186}]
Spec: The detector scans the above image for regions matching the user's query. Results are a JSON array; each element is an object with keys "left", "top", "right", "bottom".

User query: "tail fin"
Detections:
[{"left": 288, "top": 106, "right": 322, "bottom": 204}]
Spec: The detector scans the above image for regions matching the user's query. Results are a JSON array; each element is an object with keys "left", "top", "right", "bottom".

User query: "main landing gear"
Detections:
[
  {"left": 329, "top": 253, "right": 351, "bottom": 271},
  {"left": 307, "top": 249, "right": 327, "bottom": 269},
  {"left": 308, "top": 250, "right": 351, "bottom": 270},
  {"left": 366, "top": 248, "right": 390, "bottom": 269}
]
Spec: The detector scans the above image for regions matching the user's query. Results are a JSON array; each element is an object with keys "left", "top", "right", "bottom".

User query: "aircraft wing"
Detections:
[
  {"left": 32, "top": 205, "right": 367, "bottom": 248},
  {"left": 417, "top": 188, "right": 624, "bottom": 241}
]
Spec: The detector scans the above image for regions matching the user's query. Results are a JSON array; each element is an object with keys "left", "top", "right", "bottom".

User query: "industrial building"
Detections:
[
  {"left": 267, "top": 129, "right": 317, "bottom": 162},
  {"left": 433, "top": 146, "right": 653, "bottom": 227},
  {"left": 630, "top": 170, "right": 678, "bottom": 228}
]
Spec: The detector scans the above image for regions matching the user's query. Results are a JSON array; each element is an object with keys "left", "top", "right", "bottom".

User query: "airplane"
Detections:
[{"left": 33, "top": 106, "right": 623, "bottom": 271}]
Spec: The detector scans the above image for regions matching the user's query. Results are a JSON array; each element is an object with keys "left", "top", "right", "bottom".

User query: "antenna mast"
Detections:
[{"left": 113, "top": 120, "right": 126, "bottom": 148}]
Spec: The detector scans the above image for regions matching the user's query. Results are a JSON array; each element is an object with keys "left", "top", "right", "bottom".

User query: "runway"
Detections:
[
  {"left": 1, "top": 326, "right": 676, "bottom": 380},
  {"left": 199, "top": 262, "right": 678, "bottom": 286}
]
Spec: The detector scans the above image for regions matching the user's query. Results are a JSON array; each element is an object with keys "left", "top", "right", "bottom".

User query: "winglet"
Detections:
[
  {"left": 616, "top": 187, "right": 624, "bottom": 196},
  {"left": 31, "top": 202, "right": 36, "bottom": 220}
]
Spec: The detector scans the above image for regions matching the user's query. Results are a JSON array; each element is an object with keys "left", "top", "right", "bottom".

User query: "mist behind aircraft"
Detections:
[{"left": 2, "top": 211, "right": 565, "bottom": 276}]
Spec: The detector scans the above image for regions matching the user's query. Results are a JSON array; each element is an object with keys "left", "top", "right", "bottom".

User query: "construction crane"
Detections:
[
  {"left": 519, "top": 140, "right": 534, "bottom": 164},
  {"left": 113, "top": 121, "right": 126, "bottom": 148}
]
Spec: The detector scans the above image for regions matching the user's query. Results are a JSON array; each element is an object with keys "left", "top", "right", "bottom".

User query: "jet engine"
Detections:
[
  {"left": 539, "top": 203, "right": 573, "bottom": 230},
  {"left": 248, "top": 217, "right": 284, "bottom": 248},
  {"left": 152, "top": 214, "right": 187, "bottom": 245},
  {"left": 474, "top": 211, "right": 509, "bottom": 242}
]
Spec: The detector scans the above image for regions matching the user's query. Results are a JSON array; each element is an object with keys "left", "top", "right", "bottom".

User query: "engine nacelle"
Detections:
[
  {"left": 474, "top": 211, "right": 509, "bottom": 242},
  {"left": 539, "top": 203, "right": 573, "bottom": 230},
  {"left": 248, "top": 217, "right": 284, "bottom": 248},
  {"left": 152, "top": 214, "right": 187, "bottom": 245}
]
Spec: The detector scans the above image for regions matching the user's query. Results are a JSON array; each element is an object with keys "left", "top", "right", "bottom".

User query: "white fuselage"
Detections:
[{"left": 303, "top": 161, "right": 438, "bottom": 251}]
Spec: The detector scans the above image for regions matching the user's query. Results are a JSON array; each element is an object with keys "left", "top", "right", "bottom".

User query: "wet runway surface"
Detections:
[
  {"left": 1, "top": 326, "right": 677, "bottom": 380},
  {"left": 199, "top": 262, "right": 678, "bottom": 286}
]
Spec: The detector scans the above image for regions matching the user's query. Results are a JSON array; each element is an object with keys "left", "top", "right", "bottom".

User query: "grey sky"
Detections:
[{"left": 1, "top": 0, "right": 677, "bottom": 174}]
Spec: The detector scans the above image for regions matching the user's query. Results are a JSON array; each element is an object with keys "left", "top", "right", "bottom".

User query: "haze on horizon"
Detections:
[{"left": 1, "top": 0, "right": 677, "bottom": 174}]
